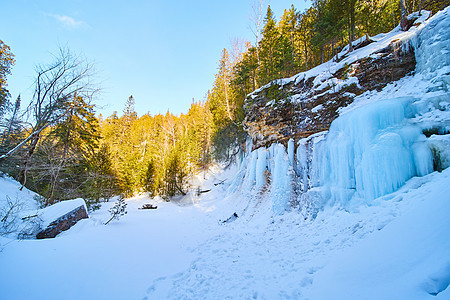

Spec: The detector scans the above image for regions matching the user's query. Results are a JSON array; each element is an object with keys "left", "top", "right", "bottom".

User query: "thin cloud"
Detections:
[{"left": 48, "top": 13, "right": 89, "bottom": 29}]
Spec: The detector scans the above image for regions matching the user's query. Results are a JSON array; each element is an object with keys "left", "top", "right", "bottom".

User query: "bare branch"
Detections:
[
  {"left": 249, "top": 0, "right": 265, "bottom": 45},
  {"left": 0, "top": 46, "right": 100, "bottom": 188},
  {"left": 0, "top": 126, "right": 47, "bottom": 161}
]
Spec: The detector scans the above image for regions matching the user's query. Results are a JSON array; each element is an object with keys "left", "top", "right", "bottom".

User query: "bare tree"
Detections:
[
  {"left": 0, "top": 47, "right": 97, "bottom": 189},
  {"left": 229, "top": 37, "right": 247, "bottom": 65}
]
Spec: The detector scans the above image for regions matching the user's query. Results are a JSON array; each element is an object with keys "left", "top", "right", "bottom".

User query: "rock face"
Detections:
[
  {"left": 36, "top": 201, "right": 88, "bottom": 239},
  {"left": 244, "top": 37, "right": 416, "bottom": 150}
]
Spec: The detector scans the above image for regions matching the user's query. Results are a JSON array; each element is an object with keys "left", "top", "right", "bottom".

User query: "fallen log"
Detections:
[
  {"left": 214, "top": 179, "right": 227, "bottom": 186},
  {"left": 139, "top": 204, "right": 157, "bottom": 210}
]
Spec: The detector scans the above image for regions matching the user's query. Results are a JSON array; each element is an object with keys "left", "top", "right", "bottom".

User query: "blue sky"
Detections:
[{"left": 1, "top": 0, "right": 310, "bottom": 117}]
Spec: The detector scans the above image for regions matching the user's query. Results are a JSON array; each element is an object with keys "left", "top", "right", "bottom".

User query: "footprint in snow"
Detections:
[{"left": 422, "top": 262, "right": 450, "bottom": 296}]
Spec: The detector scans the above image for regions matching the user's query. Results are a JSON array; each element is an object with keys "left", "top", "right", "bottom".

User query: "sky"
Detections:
[{"left": 1, "top": 0, "right": 310, "bottom": 117}]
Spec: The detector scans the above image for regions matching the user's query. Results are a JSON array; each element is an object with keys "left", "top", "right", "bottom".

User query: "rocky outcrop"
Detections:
[
  {"left": 36, "top": 200, "right": 88, "bottom": 239},
  {"left": 244, "top": 37, "right": 416, "bottom": 150}
]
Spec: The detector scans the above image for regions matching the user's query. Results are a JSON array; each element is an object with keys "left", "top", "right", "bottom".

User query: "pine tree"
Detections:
[
  {"left": 311, "top": 0, "right": 328, "bottom": 64},
  {"left": 278, "top": 6, "right": 299, "bottom": 77},
  {"left": 105, "top": 197, "right": 127, "bottom": 225},
  {"left": 259, "top": 5, "right": 281, "bottom": 84},
  {"left": 0, "top": 40, "right": 15, "bottom": 117},
  {"left": 83, "top": 143, "right": 119, "bottom": 209},
  {"left": 0, "top": 95, "right": 22, "bottom": 154},
  {"left": 143, "top": 159, "right": 157, "bottom": 196},
  {"left": 297, "top": 9, "right": 314, "bottom": 70},
  {"left": 233, "top": 42, "right": 258, "bottom": 93},
  {"left": 208, "top": 49, "right": 233, "bottom": 127},
  {"left": 40, "top": 95, "right": 101, "bottom": 205}
]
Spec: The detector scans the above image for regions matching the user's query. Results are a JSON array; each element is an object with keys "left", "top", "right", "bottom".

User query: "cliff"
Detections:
[
  {"left": 244, "top": 15, "right": 425, "bottom": 150},
  {"left": 232, "top": 9, "right": 450, "bottom": 215}
]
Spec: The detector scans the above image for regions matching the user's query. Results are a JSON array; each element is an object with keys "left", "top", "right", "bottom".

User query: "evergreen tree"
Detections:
[
  {"left": 105, "top": 197, "right": 127, "bottom": 225},
  {"left": 37, "top": 95, "right": 101, "bottom": 205},
  {"left": 83, "top": 143, "right": 119, "bottom": 209},
  {"left": 0, "top": 95, "right": 22, "bottom": 155},
  {"left": 209, "top": 49, "right": 234, "bottom": 126},
  {"left": 278, "top": 6, "right": 299, "bottom": 76},
  {"left": 0, "top": 40, "right": 15, "bottom": 117},
  {"left": 297, "top": 9, "right": 314, "bottom": 70},
  {"left": 233, "top": 42, "right": 258, "bottom": 93},
  {"left": 259, "top": 5, "right": 281, "bottom": 84},
  {"left": 143, "top": 159, "right": 157, "bottom": 196}
]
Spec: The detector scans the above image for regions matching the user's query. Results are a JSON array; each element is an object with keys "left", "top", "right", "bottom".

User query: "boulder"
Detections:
[{"left": 36, "top": 199, "right": 88, "bottom": 239}]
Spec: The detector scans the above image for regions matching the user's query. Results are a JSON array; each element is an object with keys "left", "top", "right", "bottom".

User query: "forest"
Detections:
[{"left": 0, "top": 0, "right": 447, "bottom": 209}]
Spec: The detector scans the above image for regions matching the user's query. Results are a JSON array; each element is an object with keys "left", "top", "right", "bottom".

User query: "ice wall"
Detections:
[
  {"left": 231, "top": 8, "right": 450, "bottom": 215},
  {"left": 322, "top": 98, "right": 433, "bottom": 204},
  {"left": 293, "top": 8, "right": 450, "bottom": 209},
  {"left": 413, "top": 8, "right": 450, "bottom": 79},
  {"left": 229, "top": 141, "right": 294, "bottom": 215},
  {"left": 269, "top": 144, "right": 293, "bottom": 215}
]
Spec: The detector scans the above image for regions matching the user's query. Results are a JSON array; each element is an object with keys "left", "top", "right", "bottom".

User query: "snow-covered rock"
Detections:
[{"left": 36, "top": 199, "right": 88, "bottom": 239}]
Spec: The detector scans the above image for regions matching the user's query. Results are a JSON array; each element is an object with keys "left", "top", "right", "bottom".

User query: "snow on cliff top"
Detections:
[{"left": 249, "top": 10, "right": 431, "bottom": 97}]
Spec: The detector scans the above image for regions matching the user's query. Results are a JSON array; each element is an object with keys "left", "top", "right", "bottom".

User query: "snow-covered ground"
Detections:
[
  {"left": 0, "top": 165, "right": 449, "bottom": 299},
  {"left": 1, "top": 8, "right": 450, "bottom": 300}
]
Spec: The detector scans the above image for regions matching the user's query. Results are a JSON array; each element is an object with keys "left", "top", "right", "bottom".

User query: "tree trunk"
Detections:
[
  {"left": 320, "top": 46, "right": 324, "bottom": 64},
  {"left": 224, "top": 77, "right": 233, "bottom": 122},
  {"left": 48, "top": 111, "right": 73, "bottom": 205},
  {"left": 304, "top": 40, "right": 308, "bottom": 71},
  {"left": 400, "top": 0, "right": 409, "bottom": 31},
  {"left": 348, "top": 0, "right": 356, "bottom": 52},
  {"left": 17, "top": 133, "right": 40, "bottom": 190}
]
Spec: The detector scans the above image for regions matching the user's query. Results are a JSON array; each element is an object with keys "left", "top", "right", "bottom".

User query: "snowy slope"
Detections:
[
  {"left": 305, "top": 169, "right": 450, "bottom": 300},
  {"left": 146, "top": 169, "right": 450, "bottom": 300},
  {"left": 0, "top": 175, "right": 39, "bottom": 211},
  {"left": 1, "top": 8, "right": 450, "bottom": 300}
]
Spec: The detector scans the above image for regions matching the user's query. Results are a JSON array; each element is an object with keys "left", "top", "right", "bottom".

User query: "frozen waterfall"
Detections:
[{"left": 231, "top": 8, "right": 450, "bottom": 215}]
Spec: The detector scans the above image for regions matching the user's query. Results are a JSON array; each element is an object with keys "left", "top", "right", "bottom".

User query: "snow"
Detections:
[
  {"left": 1, "top": 8, "right": 450, "bottom": 300},
  {"left": 0, "top": 178, "right": 88, "bottom": 238},
  {"left": 39, "top": 198, "right": 87, "bottom": 229},
  {"left": 0, "top": 175, "right": 41, "bottom": 238},
  {"left": 0, "top": 175, "right": 39, "bottom": 212},
  {"left": 305, "top": 169, "right": 450, "bottom": 300},
  {"left": 2, "top": 165, "right": 449, "bottom": 299},
  {"left": 428, "top": 134, "right": 450, "bottom": 169},
  {"left": 311, "top": 104, "right": 323, "bottom": 113}
]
